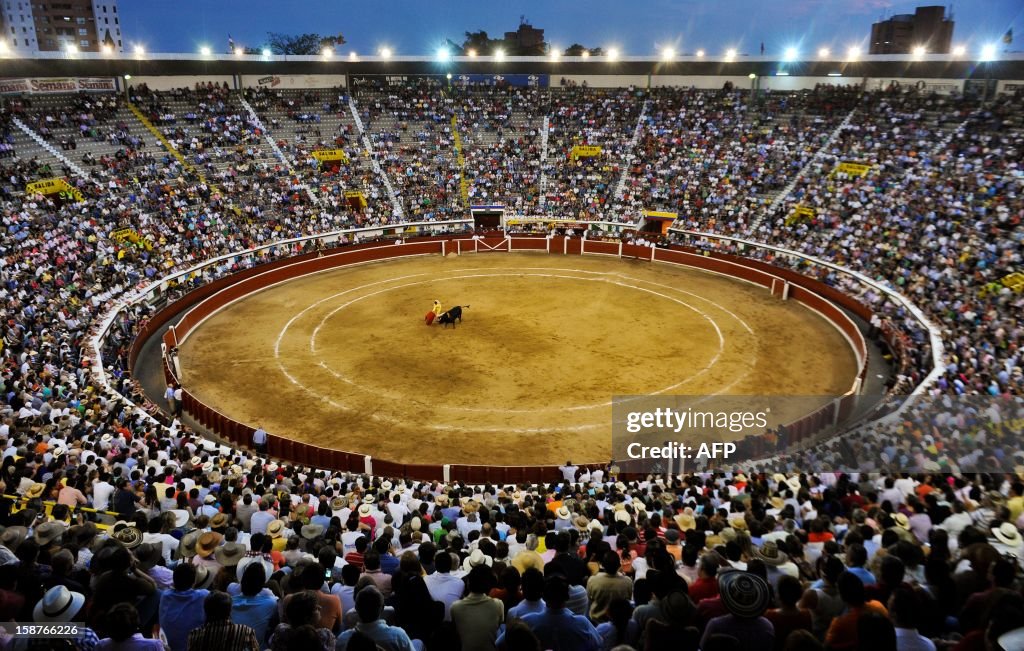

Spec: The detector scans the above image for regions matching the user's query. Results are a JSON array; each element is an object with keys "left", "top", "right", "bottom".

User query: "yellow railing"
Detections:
[
  {"left": 2, "top": 493, "right": 121, "bottom": 530},
  {"left": 451, "top": 115, "right": 469, "bottom": 209}
]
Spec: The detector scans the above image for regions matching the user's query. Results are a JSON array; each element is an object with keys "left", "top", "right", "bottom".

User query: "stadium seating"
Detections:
[{"left": 1, "top": 79, "right": 1023, "bottom": 651}]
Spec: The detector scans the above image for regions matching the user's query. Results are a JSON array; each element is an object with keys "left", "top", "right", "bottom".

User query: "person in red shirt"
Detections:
[
  {"left": 807, "top": 518, "right": 835, "bottom": 544},
  {"left": 344, "top": 536, "right": 368, "bottom": 571},
  {"left": 825, "top": 571, "right": 888, "bottom": 651},
  {"left": 766, "top": 575, "right": 812, "bottom": 650},
  {"left": 688, "top": 554, "right": 722, "bottom": 604}
]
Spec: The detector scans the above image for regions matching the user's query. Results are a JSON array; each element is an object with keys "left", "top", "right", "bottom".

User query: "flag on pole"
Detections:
[
  {"left": 1003, "top": 29, "right": 1013, "bottom": 44},
  {"left": 228, "top": 34, "right": 235, "bottom": 51}
]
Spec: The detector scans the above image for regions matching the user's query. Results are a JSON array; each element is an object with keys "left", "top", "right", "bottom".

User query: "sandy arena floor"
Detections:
[{"left": 177, "top": 253, "right": 858, "bottom": 466}]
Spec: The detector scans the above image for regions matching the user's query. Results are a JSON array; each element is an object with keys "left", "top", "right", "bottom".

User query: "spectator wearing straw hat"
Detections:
[
  {"left": 13, "top": 585, "right": 99, "bottom": 651},
  {"left": 192, "top": 531, "right": 224, "bottom": 573}
]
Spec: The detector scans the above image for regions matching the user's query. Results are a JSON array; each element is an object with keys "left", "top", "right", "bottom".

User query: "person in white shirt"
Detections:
[
  {"left": 558, "top": 462, "right": 578, "bottom": 483},
  {"left": 387, "top": 494, "right": 409, "bottom": 523},
  {"left": 92, "top": 474, "right": 115, "bottom": 511}
]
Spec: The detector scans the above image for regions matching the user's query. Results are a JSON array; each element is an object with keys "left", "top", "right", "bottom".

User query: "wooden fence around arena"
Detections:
[{"left": 131, "top": 235, "right": 870, "bottom": 482}]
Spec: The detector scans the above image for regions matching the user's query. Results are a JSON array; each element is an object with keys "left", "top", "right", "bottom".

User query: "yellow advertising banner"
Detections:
[
  {"left": 570, "top": 145, "right": 602, "bottom": 160},
  {"left": 312, "top": 149, "right": 349, "bottom": 163},
  {"left": 643, "top": 210, "right": 678, "bottom": 219},
  {"left": 832, "top": 161, "right": 871, "bottom": 178},
  {"left": 25, "top": 178, "right": 84, "bottom": 202},
  {"left": 785, "top": 205, "right": 816, "bottom": 226}
]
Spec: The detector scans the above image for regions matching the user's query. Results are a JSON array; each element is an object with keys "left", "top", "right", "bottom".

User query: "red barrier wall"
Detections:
[{"left": 134, "top": 236, "right": 873, "bottom": 481}]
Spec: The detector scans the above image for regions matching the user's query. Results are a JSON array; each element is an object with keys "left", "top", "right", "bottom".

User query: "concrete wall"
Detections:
[
  {"left": 239, "top": 74, "right": 347, "bottom": 89},
  {"left": 863, "top": 77, "right": 964, "bottom": 94},
  {"left": 997, "top": 80, "right": 1024, "bottom": 95}
]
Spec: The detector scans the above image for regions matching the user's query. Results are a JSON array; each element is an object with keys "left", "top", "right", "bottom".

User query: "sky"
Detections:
[{"left": 120, "top": 0, "right": 1023, "bottom": 56}]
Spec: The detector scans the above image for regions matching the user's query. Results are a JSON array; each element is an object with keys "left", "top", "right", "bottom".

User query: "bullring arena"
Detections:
[{"left": 174, "top": 240, "right": 858, "bottom": 466}]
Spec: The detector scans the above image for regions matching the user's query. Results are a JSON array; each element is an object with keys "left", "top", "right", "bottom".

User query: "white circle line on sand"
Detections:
[
  {"left": 296, "top": 271, "right": 725, "bottom": 415},
  {"left": 240, "top": 260, "right": 763, "bottom": 433}
]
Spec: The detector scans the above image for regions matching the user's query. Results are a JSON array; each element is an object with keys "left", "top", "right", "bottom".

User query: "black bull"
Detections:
[{"left": 437, "top": 305, "right": 469, "bottom": 328}]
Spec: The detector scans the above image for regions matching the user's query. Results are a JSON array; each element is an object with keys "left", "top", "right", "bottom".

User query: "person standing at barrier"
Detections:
[
  {"left": 253, "top": 426, "right": 268, "bottom": 454},
  {"left": 173, "top": 384, "right": 183, "bottom": 417},
  {"left": 165, "top": 384, "right": 176, "bottom": 415}
]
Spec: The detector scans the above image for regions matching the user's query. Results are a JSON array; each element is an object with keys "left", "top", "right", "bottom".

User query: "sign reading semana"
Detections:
[{"left": 0, "top": 77, "right": 117, "bottom": 94}]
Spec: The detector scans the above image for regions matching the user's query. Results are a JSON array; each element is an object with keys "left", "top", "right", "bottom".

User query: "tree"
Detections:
[
  {"left": 319, "top": 33, "right": 347, "bottom": 49},
  {"left": 462, "top": 30, "right": 502, "bottom": 55},
  {"left": 266, "top": 32, "right": 345, "bottom": 55},
  {"left": 564, "top": 44, "right": 604, "bottom": 56}
]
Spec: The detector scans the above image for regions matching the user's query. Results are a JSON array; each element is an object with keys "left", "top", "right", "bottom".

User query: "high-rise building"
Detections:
[
  {"left": 870, "top": 5, "right": 953, "bottom": 54},
  {"left": 504, "top": 18, "right": 545, "bottom": 54},
  {"left": 1, "top": 0, "right": 123, "bottom": 53}
]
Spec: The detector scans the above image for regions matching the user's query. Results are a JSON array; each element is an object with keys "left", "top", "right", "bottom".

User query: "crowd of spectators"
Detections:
[{"left": 0, "top": 80, "right": 1022, "bottom": 650}]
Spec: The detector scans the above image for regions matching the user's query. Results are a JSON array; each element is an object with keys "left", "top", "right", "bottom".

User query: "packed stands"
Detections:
[{"left": 1, "top": 78, "right": 1023, "bottom": 651}]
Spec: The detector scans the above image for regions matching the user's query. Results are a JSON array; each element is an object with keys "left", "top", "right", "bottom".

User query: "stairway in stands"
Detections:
[
  {"left": 612, "top": 98, "right": 651, "bottom": 202},
  {"left": 11, "top": 116, "right": 89, "bottom": 179},
  {"left": 348, "top": 96, "right": 404, "bottom": 218},
  {"left": 238, "top": 95, "right": 320, "bottom": 206}
]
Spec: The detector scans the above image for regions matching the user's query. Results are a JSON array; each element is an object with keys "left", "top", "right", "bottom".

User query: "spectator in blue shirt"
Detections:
[
  {"left": 507, "top": 568, "right": 546, "bottom": 621},
  {"left": 230, "top": 562, "right": 278, "bottom": 646},
  {"left": 158, "top": 563, "right": 210, "bottom": 651},
  {"left": 336, "top": 586, "right": 415, "bottom": 651},
  {"left": 375, "top": 536, "right": 401, "bottom": 577},
  {"left": 514, "top": 576, "right": 601, "bottom": 651}
]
